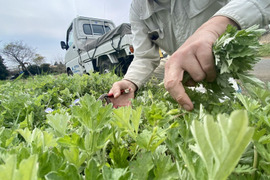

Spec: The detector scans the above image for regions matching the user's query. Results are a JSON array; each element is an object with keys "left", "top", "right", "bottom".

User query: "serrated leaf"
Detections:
[
  {"left": 199, "top": 25, "right": 266, "bottom": 100},
  {"left": 47, "top": 113, "right": 70, "bottom": 136},
  {"left": 57, "top": 132, "right": 82, "bottom": 148},
  {"left": 38, "top": 150, "right": 64, "bottom": 178},
  {"left": 72, "top": 94, "right": 112, "bottom": 131},
  {"left": 102, "top": 166, "right": 129, "bottom": 180},
  {"left": 85, "top": 159, "right": 102, "bottom": 180},
  {"left": 131, "top": 106, "right": 142, "bottom": 135},
  {"left": 153, "top": 153, "right": 178, "bottom": 180},
  {"left": 45, "top": 163, "right": 81, "bottom": 180},
  {"left": 129, "top": 152, "right": 154, "bottom": 180},
  {"left": 190, "top": 110, "right": 254, "bottom": 180},
  {"left": 112, "top": 106, "right": 142, "bottom": 140},
  {"left": 63, "top": 147, "right": 87, "bottom": 169},
  {"left": 136, "top": 128, "right": 167, "bottom": 152},
  {"left": 238, "top": 73, "right": 265, "bottom": 89},
  {"left": 109, "top": 146, "right": 129, "bottom": 168}
]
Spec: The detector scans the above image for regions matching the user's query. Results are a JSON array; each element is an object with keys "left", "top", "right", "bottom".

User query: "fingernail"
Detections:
[{"left": 183, "top": 104, "right": 191, "bottom": 111}]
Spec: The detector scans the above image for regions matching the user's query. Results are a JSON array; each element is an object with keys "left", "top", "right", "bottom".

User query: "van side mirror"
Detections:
[{"left": 60, "top": 41, "right": 67, "bottom": 50}]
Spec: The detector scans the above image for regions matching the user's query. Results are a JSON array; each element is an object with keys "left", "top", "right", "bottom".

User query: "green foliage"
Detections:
[
  {"left": 0, "top": 155, "right": 38, "bottom": 180},
  {"left": 0, "top": 26, "right": 269, "bottom": 179},
  {"left": 258, "top": 43, "right": 270, "bottom": 57},
  {"left": 198, "top": 25, "right": 265, "bottom": 100},
  {"left": 190, "top": 110, "right": 254, "bottom": 180},
  {"left": 0, "top": 55, "right": 9, "bottom": 80}
]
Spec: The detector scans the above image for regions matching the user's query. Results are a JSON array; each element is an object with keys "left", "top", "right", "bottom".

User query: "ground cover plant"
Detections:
[{"left": 0, "top": 26, "right": 270, "bottom": 180}]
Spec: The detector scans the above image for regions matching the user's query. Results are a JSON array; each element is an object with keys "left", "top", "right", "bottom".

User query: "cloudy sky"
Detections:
[{"left": 0, "top": 0, "right": 132, "bottom": 66}]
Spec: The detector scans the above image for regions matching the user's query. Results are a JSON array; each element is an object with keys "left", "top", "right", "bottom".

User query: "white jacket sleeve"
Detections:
[
  {"left": 123, "top": 3, "right": 161, "bottom": 89},
  {"left": 214, "top": 0, "right": 270, "bottom": 29}
]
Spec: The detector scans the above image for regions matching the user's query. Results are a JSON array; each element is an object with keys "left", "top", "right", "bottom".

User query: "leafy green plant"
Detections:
[
  {"left": 0, "top": 25, "right": 269, "bottom": 179},
  {"left": 190, "top": 110, "right": 254, "bottom": 180},
  {"left": 202, "top": 25, "right": 265, "bottom": 100}
]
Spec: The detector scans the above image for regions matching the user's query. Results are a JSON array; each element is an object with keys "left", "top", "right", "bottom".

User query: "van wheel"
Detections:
[
  {"left": 67, "top": 69, "right": 73, "bottom": 76},
  {"left": 100, "top": 59, "right": 113, "bottom": 74}
]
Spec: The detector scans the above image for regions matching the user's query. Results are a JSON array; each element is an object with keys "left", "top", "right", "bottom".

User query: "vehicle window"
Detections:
[
  {"left": 83, "top": 23, "right": 112, "bottom": 36},
  {"left": 92, "top": 24, "right": 105, "bottom": 35},
  {"left": 67, "top": 25, "right": 73, "bottom": 49},
  {"left": 105, "top": 26, "right": 111, "bottom": 33},
  {"left": 83, "top": 24, "right": 92, "bottom": 35}
]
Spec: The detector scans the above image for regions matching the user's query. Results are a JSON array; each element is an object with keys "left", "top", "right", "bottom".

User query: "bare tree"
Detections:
[{"left": 2, "top": 41, "right": 36, "bottom": 76}]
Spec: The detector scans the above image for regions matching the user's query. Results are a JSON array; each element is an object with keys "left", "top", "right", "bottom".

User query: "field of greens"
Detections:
[
  {"left": 0, "top": 71, "right": 270, "bottom": 180},
  {"left": 0, "top": 26, "right": 270, "bottom": 180}
]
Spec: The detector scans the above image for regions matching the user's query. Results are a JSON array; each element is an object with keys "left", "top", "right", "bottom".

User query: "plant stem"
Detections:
[{"left": 252, "top": 145, "right": 258, "bottom": 179}]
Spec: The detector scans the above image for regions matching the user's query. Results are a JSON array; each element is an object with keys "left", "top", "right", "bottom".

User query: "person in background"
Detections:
[{"left": 108, "top": 0, "right": 270, "bottom": 110}]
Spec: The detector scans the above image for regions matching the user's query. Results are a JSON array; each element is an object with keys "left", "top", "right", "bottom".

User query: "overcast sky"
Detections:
[{"left": 0, "top": 0, "right": 132, "bottom": 66}]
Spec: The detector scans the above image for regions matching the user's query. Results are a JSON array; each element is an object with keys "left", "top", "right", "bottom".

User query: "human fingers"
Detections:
[
  {"left": 108, "top": 91, "right": 134, "bottom": 108},
  {"left": 176, "top": 49, "right": 207, "bottom": 83},
  {"left": 164, "top": 57, "right": 194, "bottom": 111},
  {"left": 109, "top": 80, "right": 137, "bottom": 98},
  {"left": 195, "top": 41, "right": 216, "bottom": 82},
  {"left": 109, "top": 81, "right": 127, "bottom": 98}
]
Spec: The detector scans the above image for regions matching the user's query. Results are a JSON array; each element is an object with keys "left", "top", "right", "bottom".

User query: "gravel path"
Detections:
[{"left": 250, "top": 58, "right": 270, "bottom": 83}]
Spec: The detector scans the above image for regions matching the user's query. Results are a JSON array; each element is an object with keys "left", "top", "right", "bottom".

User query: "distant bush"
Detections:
[
  {"left": 40, "top": 63, "right": 51, "bottom": 73},
  {"left": 0, "top": 55, "right": 9, "bottom": 80}
]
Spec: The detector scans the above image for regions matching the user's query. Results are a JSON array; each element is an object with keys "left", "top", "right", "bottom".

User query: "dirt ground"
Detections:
[
  {"left": 260, "top": 32, "right": 270, "bottom": 44},
  {"left": 254, "top": 32, "right": 270, "bottom": 83},
  {"left": 250, "top": 58, "right": 270, "bottom": 83}
]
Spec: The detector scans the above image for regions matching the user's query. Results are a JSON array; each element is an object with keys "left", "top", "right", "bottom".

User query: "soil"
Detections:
[
  {"left": 252, "top": 32, "right": 270, "bottom": 83},
  {"left": 250, "top": 58, "right": 270, "bottom": 84}
]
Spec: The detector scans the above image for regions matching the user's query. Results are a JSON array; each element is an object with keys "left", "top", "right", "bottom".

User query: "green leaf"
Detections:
[
  {"left": 38, "top": 150, "right": 64, "bottom": 178},
  {"left": 63, "top": 147, "right": 87, "bottom": 169},
  {"left": 85, "top": 159, "right": 102, "bottom": 180},
  {"left": 72, "top": 94, "right": 112, "bottom": 131},
  {"left": 17, "top": 128, "right": 32, "bottom": 144},
  {"left": 178, "top": 145, "right": 208, "bottom": 180},
  {"left": 112, "top": 106, "right": 142, "bottom": 140},
  {"left": 0, "top": 155, "right": 17, "bottom": 180},
  {"left": 84, "top": 126, "right": 112, "bottom": 153},
  {"left": 153, "top": 153, "right": 178, "bottom": 180},
  {"left": 102, "top": 166, "right": 129, "bottom": 180},
  {"left": 144, "top": 102, "right": 167, "bottom": 126},
  {"left": 17, "top": 128, "right": 57, "bottom": 150},
  {"left": 45, "top": 163, "right": 81, "bottom": 180},
  {"left": 131, "top": 106, "right": 142, "bottom": 135},
  {"left": 196, "top": 25, "right": 266, "bottom": 101},
  {"left": 136, "top": 127, "right": 167, "bottom": 152},
  {"left": 109, "top": 146, "right": 129, "bottom": 168},
  {"left": 238, "top": 73, "right": 265, "bottom": 89},
  {"left": 0, "top": 155, "right": 38, "bottom": 180},
  {"left": 235, "top": 93, "right": 261, "bottom": 112},
  {"left": 190, "top": 110, "right": 254, "bottom": 180},
  {"left": 129, "top": 152, "right": 154, "bottom": 180},
  {"left": 18, "top": 155, "right": 38, "bottom": 180},
  {"left": 57, "top": 132, "right": 83, "bottom": 148},
  {"left": 47, "top": 113, "right": 70, "bottom": 136}
]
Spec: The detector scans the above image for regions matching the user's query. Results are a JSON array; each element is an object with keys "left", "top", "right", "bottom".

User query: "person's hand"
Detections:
[
  {"left": 164, "top": 16, "right": 239, "bottom": 111},
  {"left": 108, "top": 80, "right": 137, "bottom": 108}
]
